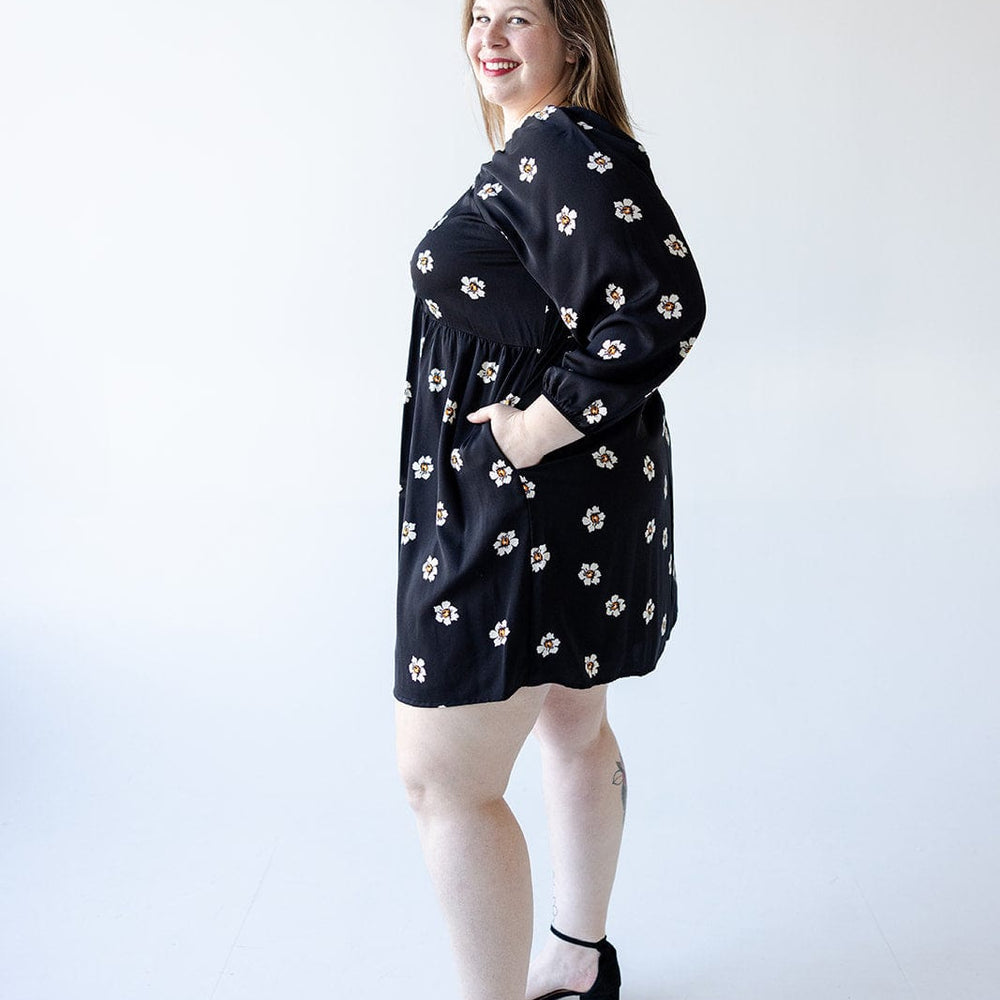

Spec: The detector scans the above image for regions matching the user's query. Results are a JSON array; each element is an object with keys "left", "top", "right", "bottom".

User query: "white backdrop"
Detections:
[{"left": 2, "top": 2, "right": 998, "bottom": 998}]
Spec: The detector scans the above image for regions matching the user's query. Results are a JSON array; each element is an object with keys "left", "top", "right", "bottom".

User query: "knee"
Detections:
[
  {"left": 534, "top": 709, "right": 613, "bottom": 757},
  {"left": 396, "top": 742, "right": 495, "bottom": 817}
]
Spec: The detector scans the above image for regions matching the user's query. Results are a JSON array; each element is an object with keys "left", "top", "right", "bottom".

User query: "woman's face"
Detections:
[{"left": 466, "top": 2, "right": 575, "bottom": 127}]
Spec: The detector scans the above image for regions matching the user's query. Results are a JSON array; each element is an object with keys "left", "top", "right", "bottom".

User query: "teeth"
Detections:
[{"left": 485, "top": 61, "right": 518, "bottom": 70}]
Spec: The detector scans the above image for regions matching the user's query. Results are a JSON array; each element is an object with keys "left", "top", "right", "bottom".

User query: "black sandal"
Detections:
[{"left": 528, "top": 924, "right": 622, "bottom": 1000}]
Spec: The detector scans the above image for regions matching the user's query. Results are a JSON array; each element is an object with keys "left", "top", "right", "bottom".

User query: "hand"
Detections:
[{"left": 467, "top": 396, "right": 584, "bottom": 470}]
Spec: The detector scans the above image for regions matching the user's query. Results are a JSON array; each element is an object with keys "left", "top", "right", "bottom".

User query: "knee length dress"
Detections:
[{"left": 395, "top": 105, "right": 706, "bottom": 708}]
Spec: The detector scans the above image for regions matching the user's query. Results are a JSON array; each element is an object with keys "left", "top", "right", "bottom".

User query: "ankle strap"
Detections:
[{"left": 550, "top": 924, "right": 607, "bottom": 949}]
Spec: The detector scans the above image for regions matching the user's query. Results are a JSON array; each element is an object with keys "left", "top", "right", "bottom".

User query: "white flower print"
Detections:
[
  {"left": 658, "top": 294, "right": 683, "bottom": 320},
  {"left": 643, "top": 455, "right": 655, "bottom": 481},
  {"left": 614, "top": 198, "right": 643, "bottom": 223},
  {"left": 477, "top": 182, "right": 503, "bottom": 200},
  {"left": 412, "top": 455, "right": 434, "bottom": 480},
  {"left": 597, "top": 339, "right": 626, "bottom": 360},
  {"left": 489, "top": 620, "right": 511, "bottom": 647},
  {"left": 583, "top": 399, "right": 607, "bottom": 425},
  {"left": 501, "top": 393, "right": 521, "bottom": 406},
  {"left": 477, "top": 360, "right": 499, "bottom": 383},
  {"left": 519, "top": 157, "right": 538, "bottom": 182},
  {"left": 442, "top": 398, "right": 457, "bottom": 424},
  {"left": 663, "top": 421, "right": 671, "bottom": 445},
  {"left": 461, "top": 275, "right": 487, "bottom": 300},
  {"left": 537, "top": 632, "right": 561, "bottom": 656},
  {"left": 664, "top": 234, "right": 689, "bottom": 258},
  {"left": 605, "top": 594, "right": 626, "bottom": 618},
  {"left": 592, "top": 446, "right": 618, "bottom": 470},
  {"left": 556, "top": 205, "right": 578, "bottom": 236},
  {"left": 416, "top": 249, "right": 434, "bottom": 273},
  {"left": 419, "top": 335, "right": 425, "bottom": 357},
  {"left": 582, "top": 506, "right": 606, "bottom": 532},
  {"left": 403, "top": 380, "right": 412, "bottom": 404},
  {"left": 644, "top": 518, "right": 656, "bottom": 544},
  {"left": 409, "top": 656, "right": 427, "bottom": 683},
  {"left": 663, "top": 474, "right": 670, "bottom": 499},
  {"left": 605, "top": 284, "right": 625, "bottom": 310},
  {"left": 436, "top": 502, "right": 449, "bottom": 527},
  {"left": 493, "top": 529, "right": 520, "bottom": 556},
  {"left": 669, "top": 553, "right": 675, "bottom": 576},
  {"left": 422, "top": 556, "right": 439, "bottom": 582},
  {"left": 520, "top": 476, "right": 536, "bottom": 499},
  {"left": 584, "top": 654, "right": 600, "bottom": 678},
  {"left": 401, "top": 521, "right": 417, "bottom": 545},
  {"left": 428, "top": 368, "right": 447, "bottom": 392},
  {"left": 661, "top": 614, "right": 668, "bottom": 636},
  {"left": 643, "top": 599, "right": 656, "bottom": 625},
  {"left": 451, "top": 448, "right": 463, "bottom": 471},
  {"left": 533, "top": 105, "right": 558, "bottom": 120},
  {"left": 489, "top": 459, "right": 514, "bottom": 488},
  {"left": 425, "top": 299, "right": 441, "bottom": 319},
  {"left": 578, "top": 562, "right": 602, "bottom": 586},
  {"left": 587, "top": 151, "right": 613, "bottom": 174},
  {"left": 577, "top": 119, "right": 594, "bottom": 130},
  {"left": 434, "top": 600, "right": 460, "bottom": 626},
  {"left": 530, "top": 544, "right": 551, "bottom": 573},
  {"left": 560, "top": 307, "right": 578, "bottom": 329},
  {"left": 679, "top": 337, "right": 698, "bottom": 358},
  {"left": 431, "top": 213, "right": 448, "bottom": 230},
  {"left": 662, "top": 526, "right": 670, "bottom": 549}
]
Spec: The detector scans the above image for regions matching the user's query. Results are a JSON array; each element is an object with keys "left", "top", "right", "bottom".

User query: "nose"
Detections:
[{"left": 481, "top": 20, "right": 507, "bottom": 49}]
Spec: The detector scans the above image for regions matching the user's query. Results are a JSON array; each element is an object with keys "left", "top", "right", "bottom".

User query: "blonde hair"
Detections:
[{"left": 461, "top": 0, "right": 634, "bottom": 149}]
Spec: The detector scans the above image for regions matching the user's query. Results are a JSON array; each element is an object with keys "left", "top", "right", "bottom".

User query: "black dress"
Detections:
[{"left": 395, "top": 105, "right": 706, "bottom": 708}]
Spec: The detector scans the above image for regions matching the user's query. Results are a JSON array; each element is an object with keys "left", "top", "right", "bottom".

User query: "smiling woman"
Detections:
[{"left": 394, "top": 3, "right": 707, "bottom": 999}]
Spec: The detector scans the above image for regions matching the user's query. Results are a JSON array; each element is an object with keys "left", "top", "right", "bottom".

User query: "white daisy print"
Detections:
[
  {"left": 661, "top": 614, "right": 668, "bottom": 636},
  {"left": 489, "top": 459, "right": 514, "bottom": 487},
  {"left": 530, "top": 544, "right": 551, "bottom": 573},
  {"left": 556, "top": 206, "right": 578, "bottom": 236},
  {"left": 662, "top": 526, "right": 670, "bottom": 549},
  {"left": 577, "top": 120, "right": 594, "bottom": 130},
  {"left": 434, "top": 600, "right": 460, "bottom": 626},
  {"left": 669, "top": 553, "right": 675, "bottom": 577},
  {"left": 597, "top": 339, "right": 626, "bottom": 360},
  {"left": 605, "top": 284, "right": 625, "bottom": 310},
  {"left": 401, "top": 521, "right": 417, "bottom": 545},
  {"left": 462, "top": 275, "right": 487, "bottom": 300},
  {"left": 587, "top": 151, "right": 613, "bottom": 173},
  {"left": 533, "top": 105, "right": 558, "bottom": 120},
  {"left": 663, "top": 421, "right": 671, "bottom": 445},
  {"left": 664, "top": 234, "right": 689, "bottom": 258},
  {"left": 583, "top": 399, "right": 607, "bottom": 425},
  {"left": 679, "top": 337, "right": 697, "bottom": 358},
  {"left": 560, "top": 307, "right": 578, "bottom": 329},
  {"left": 431, "top": 213, "right": 448, "bottom": 230},
  {"left": 592, "top": 446, "right": 618, "bottom": 470},
  {"left": 428, "top": 368, "right": 447, "bottom": 392},
  {"left": 643, "top": 455, "right": 656, "bottom": 481},
  {"left": 450, "top": 448, "right": 463, "bottom": 471},
  {"left": 477, "top": 182, "right": 503, "bottom": 200},
  {"left": 605, "top": 594, "right": 626, "bottom": 618},
  {"left": 442, "top": 398, "right": 457, "bottom": 424},
  {"left": 537, "top": 632, "right": 561, "bottom": 656},
  {"left": 614, "top": 198, "right": 643, "bottom": 223},
  {"left": 643, "top": 599, "right": 655, "bottom": 624},
  {"left": 493, "top": 529, "right": 520, "bottom": 556},
  {"left": 578, "top": 562, "right": 602, "bottom": 586},
  {"left": 520, "top": 476, "right": 536, "bottom": 499},
  {"left": 582, "top": 506, "right": 606, "bottom": 532},
  {"left": 403, "top": 380, "right": 412, "bottom": 404},
  {"left": 519, "top": 157, "right": 538, "bottom": 182},
  {"left": 416, "top": 249, "right": 434, "bottom": 273},
  {"left": 663, "top": 474, "right": 670, "bottom": 499},
  {"left": 409, "top": 656, "right": 427, "bottom": 683},
  {"left": 658, "top": 294, "right": 683, "bottom": 320},
  {"left": 501, "top": 393, "right": 521, "bottom": 406},
  {"left": 490, "top": 620, "right": 511, "bottom": 647},
  {"left": 425, "top": 299, "right": 441, "bottom": 319},
  {"left": 412, "top": 455, "right": 434, "bottom": 480},
  {"left": 584, "top": 654, "right": 600, "bottom": 678},
  {"left": 421, "top": 556, "right": 439, "bottom": 582},
  {"left": 644, "top": 518, "right": 656, "bottom": 544},
  {"left": 478, "top": 360, "right": 499, "bottom": 383},
  {"left": 436, "top": 502, "right": 449, "bottom": 527}
]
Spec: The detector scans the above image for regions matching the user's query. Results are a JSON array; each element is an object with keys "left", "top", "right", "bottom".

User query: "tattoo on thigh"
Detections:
[{"left": 612, "top": 758, "right": 627, "bottom": 818}]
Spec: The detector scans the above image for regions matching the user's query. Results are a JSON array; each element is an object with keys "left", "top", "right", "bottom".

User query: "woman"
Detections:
[{"left": 395, "top": 2, "right": 705, "bottom": 998}]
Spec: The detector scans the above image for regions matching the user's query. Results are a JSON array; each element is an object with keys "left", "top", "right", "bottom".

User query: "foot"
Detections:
[{"left": 525, "top": 935, "right": 600, "bottom": 999}]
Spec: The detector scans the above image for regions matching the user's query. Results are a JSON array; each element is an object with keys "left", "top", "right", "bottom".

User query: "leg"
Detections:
[
  {"left": 525, "top": 684, "right": 627, "bottom": 999},
  {"left": 395, "top": 684, "right": 551, "bottom": 1000}
]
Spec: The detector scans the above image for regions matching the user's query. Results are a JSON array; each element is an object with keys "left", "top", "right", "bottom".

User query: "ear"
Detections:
[{"left": 565, "top": 45, "right": 578, "bottom": 64}]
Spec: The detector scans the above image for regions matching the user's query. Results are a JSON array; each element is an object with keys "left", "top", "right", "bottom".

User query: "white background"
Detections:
[{"left": 1, "top": 1, "right": 998, "bottom": 997}]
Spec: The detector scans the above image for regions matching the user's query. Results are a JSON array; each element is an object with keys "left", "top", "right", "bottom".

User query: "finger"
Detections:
[{"left": 466, "top": 406, "right": 494, "bottom": 423}]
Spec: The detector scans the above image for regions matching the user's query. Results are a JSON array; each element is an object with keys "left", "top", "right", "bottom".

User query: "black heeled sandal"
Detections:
[{"left": 529, "top": 924, "right": 622, "bottom": 1000}]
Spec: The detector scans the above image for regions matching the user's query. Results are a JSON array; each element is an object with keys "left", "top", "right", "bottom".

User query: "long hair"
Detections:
[{"left": 461, "top": 0, "right": 634, "bottom": 149}]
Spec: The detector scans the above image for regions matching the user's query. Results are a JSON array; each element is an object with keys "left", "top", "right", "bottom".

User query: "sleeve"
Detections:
[{"left": 473, "top": 108, "right": 706, "bottom": 434}]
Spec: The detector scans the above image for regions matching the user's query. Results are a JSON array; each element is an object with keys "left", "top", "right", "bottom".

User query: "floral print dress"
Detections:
[{"left": 396, "top": 105, "right": 706, "bottom": 708}]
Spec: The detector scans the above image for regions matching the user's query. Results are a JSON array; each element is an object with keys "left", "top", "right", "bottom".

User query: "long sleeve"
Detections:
[{"left": 472, "top": 106, "right": 706, "bottom": 434}]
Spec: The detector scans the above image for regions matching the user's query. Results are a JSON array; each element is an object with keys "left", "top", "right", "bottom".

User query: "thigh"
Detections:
[
  {"left": 534, "top": 683, "right": 610, "bottom": 752},
  {"left": 395, "top": 683, "right": 551, "bottom": 804}
]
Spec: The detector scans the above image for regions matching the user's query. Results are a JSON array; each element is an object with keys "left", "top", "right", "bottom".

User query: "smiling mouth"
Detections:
[{"left": 481, "top": 60, "right": 521, "bottom": 77}]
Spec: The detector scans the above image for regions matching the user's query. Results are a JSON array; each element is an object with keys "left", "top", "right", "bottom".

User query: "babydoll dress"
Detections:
[{"left": 395, "top": 105, "right": 706, "bottom": 708}]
